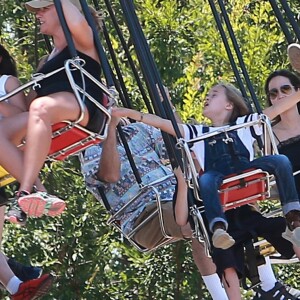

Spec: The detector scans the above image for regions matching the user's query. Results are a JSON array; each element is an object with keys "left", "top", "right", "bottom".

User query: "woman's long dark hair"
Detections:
[
  {"left": 265, "top": 69, "right": 300, "bottom": 123},
  {"left": 0, "top": 44, "right": 17, "bottom": 77}
]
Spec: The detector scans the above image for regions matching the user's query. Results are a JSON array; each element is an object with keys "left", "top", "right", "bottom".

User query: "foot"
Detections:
[
  {"left": 11, "top": 273, "right": 54, "bottom": 300},
  {"left": 18, "top": 192, "right": 66, "bottom": 218},
  {"left": 212, "top": 228, "right": 235, "bottom": 249},
  {"left": 5, "top": 191, "right": 29, "bottom": 226},
  {"left": 282, "top": 226, "right": 300, "bottom": 247},
  {"left": 288, "top": 43, "right": 300, "bottom": 73},
  {"left": 253, "top": 281, "right": 299, "bottom": 300}
]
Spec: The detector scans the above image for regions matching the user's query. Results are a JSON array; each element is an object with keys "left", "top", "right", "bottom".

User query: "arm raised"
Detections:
[
  {"left": 61, "top": 0, "right": 95, "bottom": 57},
  {"left": 263, "top": 90, "right": 300, "bottom": 120},
  {"left": 112, "top": 107, "right": 184, "bottom": 137}
]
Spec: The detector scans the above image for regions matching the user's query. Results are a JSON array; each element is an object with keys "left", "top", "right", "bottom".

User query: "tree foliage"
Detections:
[{"left": 1, "top": 0, "right": 300, "bottom": 299}]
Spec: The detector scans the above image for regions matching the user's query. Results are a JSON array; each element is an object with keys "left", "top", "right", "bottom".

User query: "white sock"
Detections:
[
  {"left": 257, "top": 257, "right": 277, "bottom": 292},
  {"left": 202, "top": 273, "right": 229, "bottom": 300},
  {"left": 6, "top": 276, "right": 22, "bottom": 295}
]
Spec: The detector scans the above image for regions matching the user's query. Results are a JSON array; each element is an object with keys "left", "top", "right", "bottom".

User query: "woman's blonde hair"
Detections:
[{"left": 216, "top": 83, "right": 250, "bottom": 123}]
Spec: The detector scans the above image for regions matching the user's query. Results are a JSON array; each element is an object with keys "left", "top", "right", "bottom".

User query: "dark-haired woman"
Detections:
[
  {"left": 265, "top": 69, "right": 300, "bottom": 197},
  {"left": 265, "top": 66, "right": 300, "bottom": 248}
]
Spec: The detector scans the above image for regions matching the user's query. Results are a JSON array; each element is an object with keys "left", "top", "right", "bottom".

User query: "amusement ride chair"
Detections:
[{"left": 176, "top": 113, "right": 299, "bottom": 288}]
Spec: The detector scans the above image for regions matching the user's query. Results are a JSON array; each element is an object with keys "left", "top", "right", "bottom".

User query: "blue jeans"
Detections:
[{"left": 199, "top": 154, "right": 300, "bottom": 232}]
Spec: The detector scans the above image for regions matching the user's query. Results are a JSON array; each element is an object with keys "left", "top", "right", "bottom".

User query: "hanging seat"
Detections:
[
  {"left": 44, "top": 58, "right": 113, "bottom": 161},
  {"left": 219, "top": 168, "right": 272, "bottom": 211},
  {"left": 48, "top": 120, "right": 107, "bottom": 161},
  {"left": 13, "top": 58, "right": 113, "bottom": 162},
  {"left": 105, "top": 174, "right": 181, "bottom": 253},
  {"left": 0, "top": 57, "right": 114, "bottom": 192},
  {"left": 177, "top": 114, "right": 279, "bottom": 255}
]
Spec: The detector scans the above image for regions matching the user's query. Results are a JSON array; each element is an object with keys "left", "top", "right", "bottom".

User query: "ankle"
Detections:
[
  {"left": 285, "top": 210, "right": 300, "bottom": 230},
  {"left": 212, "top": 221, "right": 226, "bottom": 232},
  {"left": 16, "top": 190, "right": 30, "bottom": 198}
]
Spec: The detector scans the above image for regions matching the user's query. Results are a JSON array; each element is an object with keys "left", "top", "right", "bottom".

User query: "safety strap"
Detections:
[
  {"left": 242, "top": 239, "right": 265, "bottom": 290},
  {"left": 119, "top": 0, "right": 183, "bottom": 170},
  {"left": 233, "top": 209, "right": 265, "bottom": 290},
  {"left": 97, "top": 185, "right": 111, "bottom": 211},
  {"left": 117, "top": 125, "right": 142, "bottom": 184},
  {"left": 278, "top": 0, "right": 300, "bottom": 41},
  {"left": 95, "top": 124, "right": 143, "bottom": 212},
  {"left": 53, "top": 0, "right": 77, "bottom": 58},
  {"left": 98, "top": 0, "right": 154, "bottom": 113}
]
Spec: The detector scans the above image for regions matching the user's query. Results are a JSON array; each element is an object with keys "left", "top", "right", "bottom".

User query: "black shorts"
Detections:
[
  {"left": 212, "top": 205, "right": 295, "bottom": 278},
  {"left": 85, "top": 100, "right": 107, "bottom": 134},
  {"left": 37, "top": 86, "right": 107, "bottom": 134}
]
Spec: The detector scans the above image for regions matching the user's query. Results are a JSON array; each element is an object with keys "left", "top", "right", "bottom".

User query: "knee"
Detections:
[
  {"left": 180, "top": 223, "right": 192, "bottom": 237},
  {"left": 199, "top": 173, "right": 221, "bottom": 190},
  {"left": 191, "top": 239, "right": 216, "bottom": 275},
  {"left": 276, "top": 154, "right": 290, "bottom": 163},
  {"left": 274, "top": 154, "right": 292, "bottom": 170},
  {"left": 29, "top": 98, "right": 51, "bottom": 120},
  {"left": 199, "top": 173, "right": 211, "bottom": 188}
]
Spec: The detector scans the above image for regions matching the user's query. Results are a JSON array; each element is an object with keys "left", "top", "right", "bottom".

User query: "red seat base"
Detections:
[
  {"left": 219, "top": 169, "right": 270, "bottom": 210},
  {"left": 48, "top": 122, "right": 104, "bottom": 161}
]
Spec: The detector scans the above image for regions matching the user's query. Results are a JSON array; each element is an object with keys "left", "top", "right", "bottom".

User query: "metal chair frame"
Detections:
[
  {"left": 107, "top": 174, "right": 181, "bottom": 253},
  {"left": 176, "top": 114, "right": 279, "bottom": 256},
  {"left": 0, "top": 57, "right": 115, "bottom": 186},
  {"left": 0, "top": 167, "right": 15, "bottom": 188}
]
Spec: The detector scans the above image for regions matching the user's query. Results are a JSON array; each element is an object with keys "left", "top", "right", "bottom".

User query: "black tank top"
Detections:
[
  {"left": 277, "top": 135, "right": 300, "bottom": 196},
  {"left": 36, "top": 47, "right": 102, "bottom": 103}
]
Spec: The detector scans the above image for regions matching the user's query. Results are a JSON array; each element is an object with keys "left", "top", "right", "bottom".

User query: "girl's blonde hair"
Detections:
[
  {"left": 217, "top": 83, "right": 250, "bottom": 123},
  {"left": 88, "top": 6, "right": 104, "bottom": 33}
]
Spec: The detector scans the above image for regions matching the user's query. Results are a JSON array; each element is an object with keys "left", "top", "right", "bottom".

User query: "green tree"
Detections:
[{"left": 1, "top": 0, "right": 300, "bottom": 299}]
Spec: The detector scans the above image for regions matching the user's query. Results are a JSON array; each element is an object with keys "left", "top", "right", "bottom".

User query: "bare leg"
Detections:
[
  {"left": 0, "top": 251, "right": 15, "bottom": 286},
  {"left": 191, "top": 239, "right": 228, "bottom": 300},
  {"left": 222, "top": 268, "right": 241, "bottom": 300},
  {"left": 181, "top": 224, "right": 217, "bottom": 275},
  {"left": 0, "top": 113, "right": 27, "bottom": 182},
  {"left": 191, "top": 239, "right": 216, "bottom": 275},
  {"left": 20, "top": 93, "right": 88, "bottom": 192},
  {"left": 0, "top": 113, "right": 45, "bottom": 191},
  {"left": 20, "top": 99, "right": 52, "bottom": 192}
]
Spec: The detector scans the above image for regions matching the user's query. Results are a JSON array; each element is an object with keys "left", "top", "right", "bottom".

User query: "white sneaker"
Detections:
[
  {"left": 287, "top": 43, "right": 300, "bottom": 73},
  {"left": 282, "top": 226, "right": 300, "bottom": 247},
  {"left": 212, "top": 228, "right": 235, "bottom": 249}
]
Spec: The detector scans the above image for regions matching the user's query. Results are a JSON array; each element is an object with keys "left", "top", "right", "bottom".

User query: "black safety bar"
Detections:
[
  {"left": 268, "top": 0, "right": 295, "bottom": 44},
  {"left": 53, "top": 0, "right": 77, "bottom": 58},
  {"left": 119, "top": 0, "right": 183, "bottom": 171}
]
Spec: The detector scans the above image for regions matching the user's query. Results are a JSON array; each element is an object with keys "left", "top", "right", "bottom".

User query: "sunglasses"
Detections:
[{"left": 268, "top": 84, "right": 295, "bottom": 100}]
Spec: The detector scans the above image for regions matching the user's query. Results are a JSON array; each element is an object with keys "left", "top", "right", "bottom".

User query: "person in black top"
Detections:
[
  {"left": 265, "top": 69, "right": 300, "bottom": 197},
  {"left": 6, "top": 0, "right": 105, "bottom": 224}
]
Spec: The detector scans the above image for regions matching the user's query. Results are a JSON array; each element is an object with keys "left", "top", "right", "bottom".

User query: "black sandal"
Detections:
[{"left": 253, "top": 282, "right": 300, "bottom": 300}]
